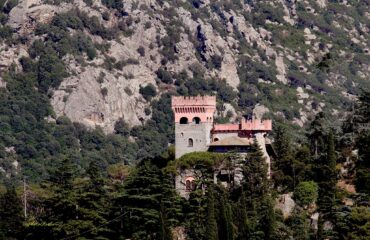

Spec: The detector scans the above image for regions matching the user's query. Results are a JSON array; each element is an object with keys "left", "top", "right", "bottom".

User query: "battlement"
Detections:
[
  {"left": 240, "top": 119, "right": 272, "bottom": 131},
  {"left": 171, "top": 96, "right": 216, "bottom": 107},
  {"left": 213, "top": 119, "right": 272, "bottom": 132}
]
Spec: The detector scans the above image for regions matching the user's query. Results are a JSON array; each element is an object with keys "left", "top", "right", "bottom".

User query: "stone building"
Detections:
[{"left": 171, "top": 95, "right": 274, "bottom": 198}]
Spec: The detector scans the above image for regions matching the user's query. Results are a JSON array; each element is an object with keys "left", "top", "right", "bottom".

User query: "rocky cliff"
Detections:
[{"left": 1, "top": 0, "right": 369, "bottom": 132}]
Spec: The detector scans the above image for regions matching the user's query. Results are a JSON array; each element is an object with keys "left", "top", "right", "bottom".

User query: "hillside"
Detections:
[
  {"left": 0, "top": 0, "right": 369, "bottom": 179},
  {"left": 0, "top": 1, "right": 370, "bottom": 239},
  {"left": 1, "top": 0, "right": 369, "bottom": 131}
]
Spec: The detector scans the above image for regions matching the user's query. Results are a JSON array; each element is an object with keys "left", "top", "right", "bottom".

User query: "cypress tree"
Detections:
[
  {"left": 244, "top": 140, "right": 269, "bottom": 199},
  {"left": 218, "top": 194, "right": 234, "bottom": 240},
  {"left": 236, "top": 191, "right": 251, "bottom": 240},
  {"left": 308, "top": 112, "right": 327, "bottom": 158},
  {"left": 242, "top": 140, "right": 275, "bottom": 239},
  {"left": 206, "top": 186, "right": 218, "bottom": 240}
]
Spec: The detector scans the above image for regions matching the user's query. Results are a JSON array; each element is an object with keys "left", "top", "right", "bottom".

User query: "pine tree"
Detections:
[
  {"left": 39, "top": 155, "right": 80, "bottom": 239},
  {"left": 355, "top": 131, "right": 370, "bottom": 194},
  {"left": 273, "top": 125, "right": 296, "bottom": 191},
  {"left": 317, "top": 131, "right": 336, "bottom": 215},
  {"left": 354, "top": 89, "right": 370, "bottom": 194},
  {"left": 0, "top": 185, "right": 24, "bottom": 239},
  {"left": 288, "top": 207, "right": 310, "bottom": 240},
  {"left": 117, "top": 160, "right": 180, "bottom": 239},
  {"left": 75, "top": 159, "right": 111, "bottom": 239},
  {"left": 205, "top": 186, "right": 218, "bottom": 240}
]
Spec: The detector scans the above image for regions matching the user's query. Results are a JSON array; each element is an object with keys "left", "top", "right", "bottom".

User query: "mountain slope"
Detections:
[
  {"left": 0, "top": 0, "right": 369, "bottom": 178},
  {"left": 1, "top": 0, "right": 369, "bottom": 132}
]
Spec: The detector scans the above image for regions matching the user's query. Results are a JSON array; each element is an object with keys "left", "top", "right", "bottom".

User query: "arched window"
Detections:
[
  {"left": 186, "top": 180, "right": 191, "bottom": 191},
  {"left": 185, "top": 177, "right": 196, "bottom": 191},
  {"left": 180, "top": 117, "right": 188, "bottom": 124},
  {"left": 192, "top": 117, "right": 201, "bottom": 124},
  {"left": 188, "top": 138, "right": 193, "bottom": 147}
]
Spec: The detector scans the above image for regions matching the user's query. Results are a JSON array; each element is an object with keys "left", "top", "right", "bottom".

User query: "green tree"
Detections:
[
  {"left": 293, "top": 181, "right": 319, "bottom": 206},
  {"left": 37, "top": 51, "right": 68, "bottom": 92},
  {"left": 74, "top": 159, "right": 111, "bottom": 239},
  {"left": 348, "top": 206, "right": 370, "bottom": 239},
  {"left": 236, "top": 191, "right": 252, "bottom": 240},
  {"left": 244, "top": 140, "right": 269, "bottom": 199},
  {"left": 117, "top": 160, "right": 180, "bottom": 239},
  {"left": 308, "top": 112, "right": 327, "bottom": 158},
  {"left": 317, "top": 131, "right": 337, "bottom": 214},
  {"left": 218, "top": 193, "right": 234, "bottom": 240},
  {"left": 205, "top": 186, "right": 218, "bottom": 240},
  {"left": 38, "top": 155, "right": 80, "bottom": 239},
  {"left": 355, "top": 131, "right": 370, "bottom": 194},
  {"left": 273, "top": 125, "right": 296, "bottom": 191},
  {"left": 287, "top": 208, "right": 310, "bottom": 240},
  {"left": 0, "top": 185, "right": 24, "bottom": 239},
  {"left": 354, "top": 90, "right": 370, "bottom": 194},
  {"left": 242, "top": 140, "right": 276, "bottom": 239}
]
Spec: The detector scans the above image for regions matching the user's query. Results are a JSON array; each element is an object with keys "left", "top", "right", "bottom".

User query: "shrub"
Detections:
[
  {"left": 102, "top": 11, "right": 110, "bottom": 21},
  {"left": 101, "top": 87, "right": 108, "bottom": 97},
  {"left": 144, "top": 108, "right": 151, "bottom": 116},
  {"left": 144, "top": 21, "right": 152, "bottom": 29},
  {"left": 139, "top": 84, "right": 156, "bottom": 101},
  {"left": 293, "top": 181, "right": 319, "bottom": 206},
  {"left": 210, "top": 54, "right": 223, "bottom": 70},
  {"left": 101, "top": 0, "right": 123, "bottom": 10},
  {"left": 114, "top": 118, "right": 130, "bottom": 136},
  {"left": 137, "top": 46, "right": 145, "bottom": 57},
  {"left": 156, "top": 68, "right": 172, "bottom": 84}
]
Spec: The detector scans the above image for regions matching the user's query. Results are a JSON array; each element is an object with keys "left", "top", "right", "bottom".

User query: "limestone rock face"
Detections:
[
  {"left": 0, "top": 0, "right": 367, "bottom": 133},
  {"left": 275, "top": 193, "right": 296, "bottom": 219},
  {"left": 51, "top": 65, "right": 153, "bottom": 132},
  {"left": 172, "top": 227, "right": 187, "bottom": 240}
]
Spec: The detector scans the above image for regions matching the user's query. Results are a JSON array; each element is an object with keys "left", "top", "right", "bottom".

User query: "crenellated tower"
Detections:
[{"left": 171, "top": 96, "right": 216, "bottom": 159}]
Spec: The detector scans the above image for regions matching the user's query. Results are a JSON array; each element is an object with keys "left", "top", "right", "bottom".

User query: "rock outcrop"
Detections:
[{"left": 0, "top": 0, "right": 368, "bottom": 132}]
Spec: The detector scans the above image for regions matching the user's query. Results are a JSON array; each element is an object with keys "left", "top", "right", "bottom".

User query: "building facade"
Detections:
[
  {"left": 171, "top": 95, "right": 273, "bottom": 198},
  {"left": 171, "top": 95, "right": 216, "bottom": 159}
]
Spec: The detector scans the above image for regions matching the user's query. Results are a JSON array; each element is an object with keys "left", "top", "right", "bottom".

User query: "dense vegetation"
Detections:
[
  {"left": 0, "top": 90, "right": 369, "bottom": 239},
  {"left": 0, "top": 0, "right": 369, "bottom": 239}
]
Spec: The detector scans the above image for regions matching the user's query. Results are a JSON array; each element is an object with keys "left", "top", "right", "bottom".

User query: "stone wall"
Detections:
[
  {"left": 175, "top": 122, "right": 213, "bottom": 159},
  {"left": 255, "top": 133, "right": 271, "bottom": 177}
]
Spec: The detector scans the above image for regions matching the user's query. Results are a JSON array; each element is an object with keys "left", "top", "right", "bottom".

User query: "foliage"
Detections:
[
  {"left": 139, "top": 84, "right": 157, "bottom": 101},
  {"left": 168, "top": 152, "right": 227, "bottom": 172},
  {"left": 293, "top": 181, "right": 318, "bottom": 206},
  {"left": 348, "top": 206, "right": 370, "bottom": 239},
  {"left": 0, "top": 185, "right": 24, "bottom": 239},
  {"left": 101, "top": 0, "right": 123, "bottom": 10}
]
